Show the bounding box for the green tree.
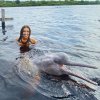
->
[16,0,20,4]
[95,0,99,3]
[70,0,74,2]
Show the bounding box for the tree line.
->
[0,0,100,7]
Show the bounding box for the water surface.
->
[0,5,100,100]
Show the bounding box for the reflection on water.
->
[0,5,100,100]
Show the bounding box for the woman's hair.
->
[18,25,31,43]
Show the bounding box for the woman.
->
[16,25,37,47]
[16,25,37,53]
[16,25,40,83]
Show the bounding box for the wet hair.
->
[18,25,31,44]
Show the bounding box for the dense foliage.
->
[0,0,100,7]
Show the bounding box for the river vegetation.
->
[0,0,100,7]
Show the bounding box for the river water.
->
[0,5,100,100]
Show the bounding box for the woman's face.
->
[22,27,30,39]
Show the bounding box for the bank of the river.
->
[0,1,100,7]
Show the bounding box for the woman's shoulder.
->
[30,37,37,44]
